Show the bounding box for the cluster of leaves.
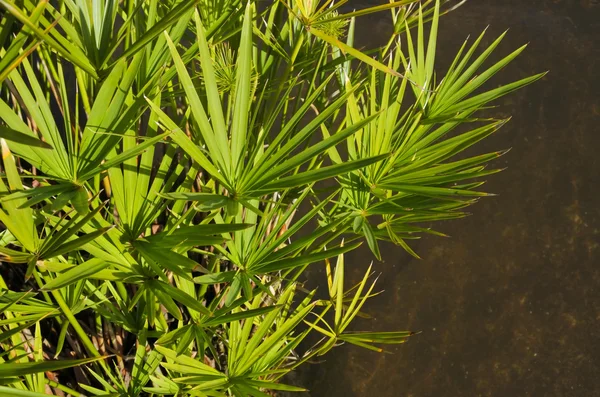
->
[0,0,543,396]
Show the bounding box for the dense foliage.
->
[0,0,543,395]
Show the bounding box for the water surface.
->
[299,1,600,395]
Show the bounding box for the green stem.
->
[265,31,305,118]
[46,379,82,396]
[50,290,108,371]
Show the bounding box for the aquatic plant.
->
[0,0,543,395]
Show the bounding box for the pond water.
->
[297,1,600,396]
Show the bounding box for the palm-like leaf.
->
[0,0,542,395]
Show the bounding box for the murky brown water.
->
[298,1,600,396]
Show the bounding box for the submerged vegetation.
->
[0,0,543,395]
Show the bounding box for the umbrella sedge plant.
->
[0,0,543,395]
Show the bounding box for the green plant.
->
[0,0,543,395]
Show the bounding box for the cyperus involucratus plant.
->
[0,0,543,395]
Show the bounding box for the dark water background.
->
[298,0,600,396]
